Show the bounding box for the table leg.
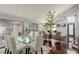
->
[28,47,30,54]
[26,48,27,54]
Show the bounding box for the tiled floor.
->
[0,48,5,54]
[67,49,77,54]
[67,37,78,54]
[0,46,50,54]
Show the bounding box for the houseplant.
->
[44,11,56,38]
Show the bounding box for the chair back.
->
[5,35,10,49]
[35,32,43,51]
[55,32,61,42]
[56,32,61,36]
[34,32,39,40]
[7,36,16,53]
[29,31,33,40]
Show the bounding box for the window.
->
[67,16,75,23]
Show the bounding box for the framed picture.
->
[62,24,66,27]
[29,23,38,31]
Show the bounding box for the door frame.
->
[67,23,75,46]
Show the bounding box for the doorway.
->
[67,23,75,48]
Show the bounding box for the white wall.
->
[55,5,79,37]
[38,23,45,31]
[77,5,79,36]
[56,19,67,36]
[0,20,10,34]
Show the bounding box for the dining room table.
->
[16,36,36,54]
[16,36,62,54]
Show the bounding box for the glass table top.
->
[16,36,35,44]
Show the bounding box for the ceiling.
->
[0,4,74,23]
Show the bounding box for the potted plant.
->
[44,11,56,38]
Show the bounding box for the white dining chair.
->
[4,35,10,54]
[28,32,51,54]
[5,35,28,54]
